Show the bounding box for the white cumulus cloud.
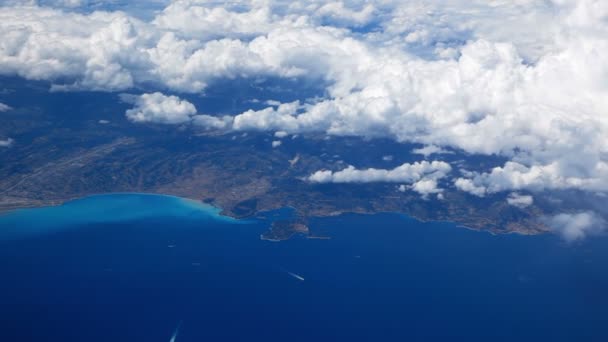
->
[308,160,451,185]
[125,92,197,124]
[507,193,534,208]
[408,178,444,199]
[274,131,289,138]
[192,114,232,130]
[545,211,607,242]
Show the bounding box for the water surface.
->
[0,193,606,341]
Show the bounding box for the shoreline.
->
[0,192,239,222]
[0,192,550,240]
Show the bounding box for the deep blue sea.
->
[1,194,607,341]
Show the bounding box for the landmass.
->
[1,78,597,240]
[0,125,552,240]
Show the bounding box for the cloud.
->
[272,140,282,148]
[412,145,451,157]
[1,1,608,197]
[402,178,444,199]
[0,138,14,147]
[124,92,233,128]
[192,114,232,130]
[46,0,85,8]
[152,1,274,41]
[313,2,376,27]
[125,92,196,124]
[274,131,289,138]
[455,161,608,196]
[232,101,302,132]
[10,0,90,8]
[454,178,487,197]
[0,102,11,112]
[545,211,607,242]
[507,193,534,208]
[308,160,451,185]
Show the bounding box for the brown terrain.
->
[0,127,551,241]
[0,80,563,240]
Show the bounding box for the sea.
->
[0,193,606,341]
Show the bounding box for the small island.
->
[261,220,310,241]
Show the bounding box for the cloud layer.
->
[1,0,608,199]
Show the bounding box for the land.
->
[260,221,310,241]
[0,124,552,240]
[1,78,593,240]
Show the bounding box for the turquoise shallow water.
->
[0,193,607,341]
[0,193,238,239]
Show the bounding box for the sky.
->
[1,0,608,240]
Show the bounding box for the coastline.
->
[0,191,550,241]
[0,192,242,228]
[0,192,235,220]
